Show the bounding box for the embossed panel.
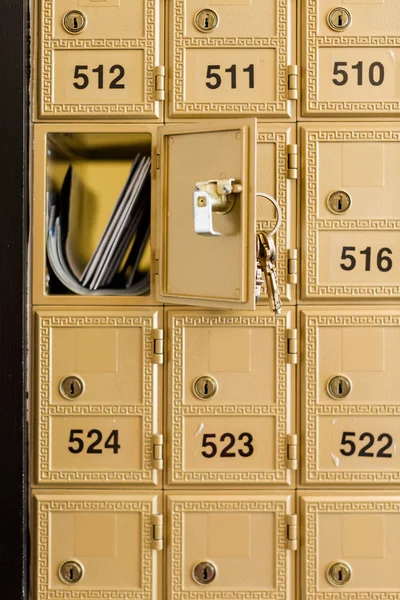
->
[34,308,162,486]
[167,0,296,119]
[301,124,400,301]
[167,492,295,600]
[302,0,400,117]
[300,492,400,600]
[257,124,297,304]
[300,307,400,486]
[36,0,163,119]
[166,308,296,487]
[33,490,162,600]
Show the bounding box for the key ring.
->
[256,193,282,237]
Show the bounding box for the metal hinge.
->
[287,249,298,284]
[152,514,164,551]
[153,329,164,364]
[287,144,298,180]
[154,66,165,101]
[287,329,298,364]
[287,65,298,100]
[286,514,298,551]
[152,433,164,470]
[286,434,298,471]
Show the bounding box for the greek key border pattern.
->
[36,499,153,599]
[256,132,290,301]
[304,500,400,599]
[304,130,400,298]
[170,314,289,484]
[305,0,400,113]
[170,500,288,600]
[40,0,157,115]
[171,0,289,115]
[37,314,155,483]
[304,314,400,483]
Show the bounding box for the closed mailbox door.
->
[300,307,400,486]
[301,123,400,301]
[166,308,297,487]
[37,0,164,120]
[157,120,256,309]
[167,492,295,600]
[35,308,163,486]
[33,490,162,600]
[301,0,400,117]
[167,0,296,120]
[301,492,400,599]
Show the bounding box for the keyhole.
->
[73,16,79,29]
[203,381,209,395]
[338,13,343,26]
[68,568,74,581]
[204,15,209,28]
[338,380,343,395]
[70,382,75,396]
[338,568,343,582]
[337,196,342,211]
[203,567,209,582]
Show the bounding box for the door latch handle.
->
[193,179,242,236]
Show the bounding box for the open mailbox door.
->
[156,119,257,309]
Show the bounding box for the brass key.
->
[257,232,282,315]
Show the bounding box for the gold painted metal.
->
[59,375,84,400]
[327,375,352,400]
[301,123,400,301]
[327,191,352,215]
[157,120,256,309]
[167,0,296,120]
[34,308,163,486]
[302,0,400,117]
[33,490,162,600]
[194,9,219,33]
[166,307,297,487]
[167,492,296,600]
[62,10,87,34]
[59,561,84,584]
[35,0,164,120]
[300,492,400,600]
[193,561,217,585]
[300,307,400,486]
[327,561,352,586]
[327,8,351,32]
[193,376,218,400]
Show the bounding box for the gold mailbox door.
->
[301,307,400,486]
[166,308,297,487]
[167,492,295,600]
[35,308,163,486]
[37,0,164,120]
[301,492,400,599]
[301,123,400,301]
[33,490,162,600]
[302,0,400,117]
[156,120,256,309]
[167,0,296,120]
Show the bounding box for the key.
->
[257,232,282,315]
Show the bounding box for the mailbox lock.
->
[194,9,219,33]
[59,561,84,584]
[327,190,352,214]
[60,375,84,399]
[327,8,352,31]
[194,179,242,236]
[62,10,87,34]
[327,561,352,586]
[327,375,352,399]
[193,561,217,584]
[193,375,218,399]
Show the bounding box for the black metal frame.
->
[0,0,28,598]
